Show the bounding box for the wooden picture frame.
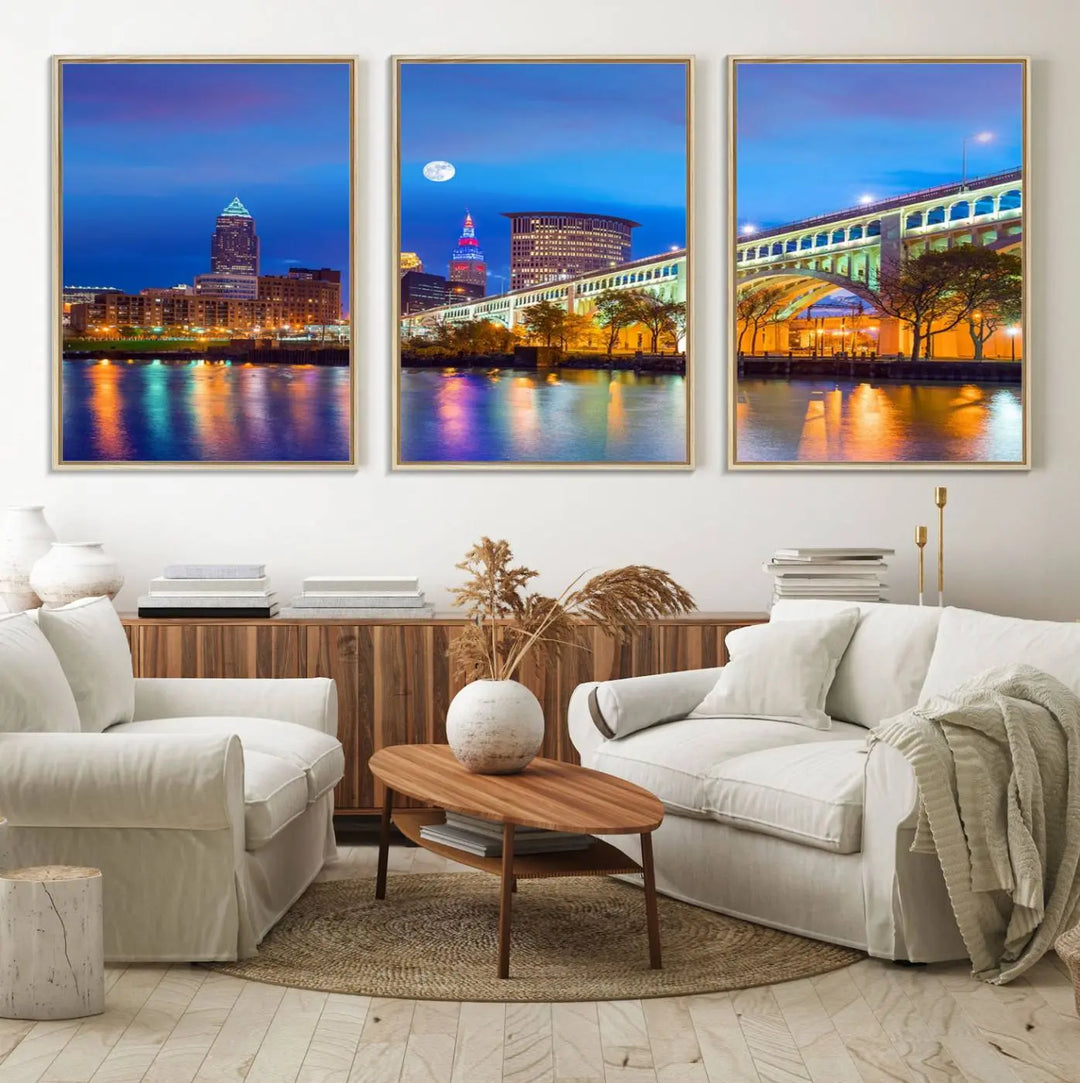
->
[54,56,357,469]
[728,57,1029,470]
[393,56,693,470]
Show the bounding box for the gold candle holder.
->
[934,486,948,607]
[915,525,927,606]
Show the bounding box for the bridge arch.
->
[737,268,878,311]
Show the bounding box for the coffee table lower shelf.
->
[392,809,643,879]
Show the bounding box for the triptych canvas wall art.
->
[55,57,356,468]
[51,54,1028,472]
[730,57,1028,470]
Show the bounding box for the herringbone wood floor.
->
[3,843,1079,1083]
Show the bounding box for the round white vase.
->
[30,543,124,609]
[0,506,57,612]
[445,679,545,775]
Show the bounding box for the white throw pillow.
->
[37,597,134,734]
[690,610,860,730]
[920,606,1080,702]
[0,612,81,733]
[769,600,942,727]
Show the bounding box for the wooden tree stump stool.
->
[0,866,104,1020]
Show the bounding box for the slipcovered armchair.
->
[0,599,343,962]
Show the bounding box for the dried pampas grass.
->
[449,537,695,681]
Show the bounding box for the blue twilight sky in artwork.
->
[399,62,689,287]
[736,61,1024,231]
[61,62,352,304]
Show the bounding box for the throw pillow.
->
[690,609,860,730]
[37,596,134,734]
[0,612,81,733]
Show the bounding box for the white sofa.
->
[0,599,344,962]
[569,600,1080,962]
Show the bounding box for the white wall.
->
[1,0,1075,619]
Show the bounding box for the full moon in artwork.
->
[422,160,455,182]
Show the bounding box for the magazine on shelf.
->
[419,821,593,857]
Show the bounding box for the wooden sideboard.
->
[121,612,766,815]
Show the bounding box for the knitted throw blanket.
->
[871,663,1080,983]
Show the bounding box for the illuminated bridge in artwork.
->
[400,249,686,342]
[736,168,1023,327]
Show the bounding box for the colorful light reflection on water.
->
[736,379,1023,463]
[400,367,687,464]
[61,360,351,463]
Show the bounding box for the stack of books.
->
[281,575,434,619]
[764,548,893,604]
[138,563,277,618]
[419,811,593,858]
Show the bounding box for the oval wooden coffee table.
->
[369,744,664,979]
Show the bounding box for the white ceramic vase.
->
[30,543,124,609]
[0,506,57,612]
[445,679,545,775]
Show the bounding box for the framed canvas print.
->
[54,57,356,468]
[729,57,1029,470]
[393,56,692,469]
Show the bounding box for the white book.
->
[138,593,276,608]
[771,578,887,588]
[302,575,420,594]
[163,563,266,579]
[419,823,592,857]
[293,592,426,608]
[765,563,886,576]
[278,605,436,619]
[772,548,894,561]
[443,811,588,842]
[149,576,270,593]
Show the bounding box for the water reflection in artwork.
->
[736,379,1023,464]
[62,360,351,463]
[400,368,686,464]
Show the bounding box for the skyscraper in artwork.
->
[448,211,487,295]
[211,196,260,276]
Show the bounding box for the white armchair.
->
[0,601,343,962]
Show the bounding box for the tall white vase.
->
[445,679,545,774]
[30,543,124,609]
[0,506,57,612]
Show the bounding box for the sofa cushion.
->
[37,597,134,734]
[0,612,81,733]
[920,607,1080,702]
[243,750,309,849]
[703,741,867,854]
[591,715,867,818]
[109,716,344,803]
[770,600,941,727]
[691,610,859,730]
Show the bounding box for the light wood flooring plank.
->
[43,965,195,1083]
[597,1000,655,1083]
[503,1001,554,1083]
[811,968,910,1083]
[731,986,811,1083]
[296,994,370,1083]
[551,1001,603,1083]
[451,1002,504,1083]
[137,972,247,1083]
[686,993,759,1083]
[641,996,706,1083]
[849,960,965,1082]
[771,977,862,1083]
[244,987,328,1083]
[191,978,285,1082]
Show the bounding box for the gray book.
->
[291,592,426,608]
[139,592,276,608]
[279,604,436,619]
[149,576,270,593]
[164,564,266,579]
[302,575,419,593]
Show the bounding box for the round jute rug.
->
[210,874,863,1001]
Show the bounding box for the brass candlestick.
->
[915,525,928,606]
[935,486,948,607]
